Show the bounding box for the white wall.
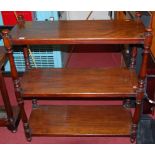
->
[60,11,110,20]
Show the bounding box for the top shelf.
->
[10,20,145,45]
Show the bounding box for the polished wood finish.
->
[2,13,152,143]
[10,20,145,45]
[29,105,132,136]
[115,12,126,20]
[23,46,31,70]
[130,46,137,69]
[2,30,31,140]
[131,20,153,142]
[0,47,20,131]
[21,68,138,98]
[0,47,7,68]
[151,12,155,57]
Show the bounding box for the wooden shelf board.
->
[21,68,138,98]
[29,105,132,136]
[10,20,145,45]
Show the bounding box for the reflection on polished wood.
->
[29,105,132,136]
[21,68,138,98]
[10,20,145,45]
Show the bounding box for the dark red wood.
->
[20,68,138,98]
[29,105,132,137]
[17,15,25,29]
[130,46,138,69]
[23,46,31,70]
[131,28,153,142]
[2,30,31,141]
[0,47,20,131]
[135,11,142,23]
[2,14,151,143]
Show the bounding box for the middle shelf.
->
[20,67,138,98]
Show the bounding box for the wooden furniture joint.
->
[2,12,152,143]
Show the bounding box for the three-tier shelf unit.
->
[2,12,152,143]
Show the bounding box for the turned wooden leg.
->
[0,69,16,132]
[32,99,38,109]
[17,15,25,28]
[131,104,142,143]
[131,27,152,143]
[130,46,137,69]
[2,29,32,141]
[130,123,138,143]
[123,46,138,109]
[14,79,32,141]
[23,46,31,70]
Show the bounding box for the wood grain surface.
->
[29,105,132,136]
[10,20,145,45]
[21,68,138,98]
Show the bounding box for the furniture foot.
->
[6,117,17,132]
[8,126,17,133]
[23,122,32,142]
[130,124,137,143]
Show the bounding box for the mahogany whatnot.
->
[2,13,152,143]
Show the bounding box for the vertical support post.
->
[131,28,153,143]
[17,15,31,71]
[32,99,38,109]
[135,11,142,23]
[23,46,31,70]
[115,11,126,20]
[0,69,15,131]
[123,12,141,112]
[2,29,31,141]
[130,46,138,69]
[123,46,138,109]
[17,15,25,28]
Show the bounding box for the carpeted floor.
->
[0,45,131,143]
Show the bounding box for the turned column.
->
[123,13,138,109]
[129,12,141,70]
[130,46,138,69]
[135,11,142,23]
[2,29,32,141]
[0,68,15,131]
[17,15,25,28]
[23,46,31,70]
[131,28,153,143]
[16,15,31,71]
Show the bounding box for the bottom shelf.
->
[29,105,132,136]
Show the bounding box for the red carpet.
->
[0,45,131,143]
